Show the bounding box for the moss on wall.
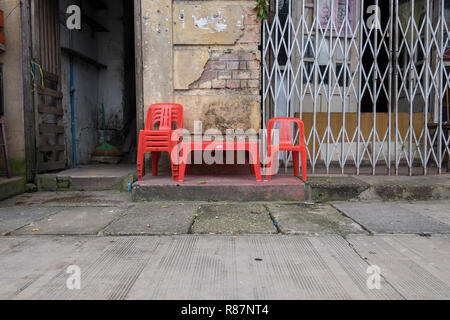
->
[9,157,26,177]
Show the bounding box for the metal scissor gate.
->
[262,0,450,175]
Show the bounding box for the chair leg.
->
[151,152,160,176]
[178,151,190,183]
[265,148,278,181]
[300,147,308,181]
[137,134,144,181]
[265,146,272,180]
[254,144,262,182]
[293,151,299,178]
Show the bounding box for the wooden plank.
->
[135,0,144,142]
[39,145,65,152]
[37,87,63,99]
[61,47,107,69]
[38,104,63,116]
[38,160,65,172]
[21,0,36,182]
[42,70,58,82]
[39,124,64,134]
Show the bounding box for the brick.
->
[246,24,260,33]
[245,6,257,15]
[210,61,226,70]
[203,61,213,71]
[248,80,260,88]
[250,70,261,79]
[238,52,254,60]
[200,71,218,81]
[238,33,260,44]
[218,71,232,80]
[239,61,247,70]
[212,79,226,89]
[233,70,251,80]
[247,61,260,70]
[220,53,240,61]
[227,61,240,70]
[226,80,240,89]
[210,52,222,60]
[198,80,212,89]
[244,16,259,25]
[240,80,248,88]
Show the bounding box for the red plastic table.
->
[174,140,262,183]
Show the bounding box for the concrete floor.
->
[0,192,449,300]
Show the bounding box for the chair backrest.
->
[145,103,183,130]
[267,118,306,147]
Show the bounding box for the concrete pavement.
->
[0,191,449,300]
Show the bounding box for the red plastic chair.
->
[266,118,308,181]
[137,104,183,181]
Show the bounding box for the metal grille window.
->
[262,0,450,175]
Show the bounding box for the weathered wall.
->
[140,0,261,134]
[0,0,26,175]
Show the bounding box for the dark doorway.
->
[59,0,137,167]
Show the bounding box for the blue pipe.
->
[70,56,77,166]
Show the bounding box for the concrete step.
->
[37,164,137,192]
[307,174,450,202]
[0,177,25,201]
[132,174,306,202]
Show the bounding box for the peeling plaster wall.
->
[0,0,26,175]
[140,0,261,134]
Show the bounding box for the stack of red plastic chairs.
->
[137,104,183,181]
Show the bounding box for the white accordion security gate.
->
[262,0,450,175]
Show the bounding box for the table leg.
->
[250,144,262,182]
[177,150,191,183]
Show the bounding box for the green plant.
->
[254,0,270,21]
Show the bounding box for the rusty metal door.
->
[31,0,66,172]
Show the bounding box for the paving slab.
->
[333,202,450,234]
[267,203,365,235]
[192,203,277,235]
[0,235,404,300]
[11,207,124,236]
[0,207,62,236]
[399,201,450,226]
[103,202,199,236]
[0,191,133,208]
[347,234,450,299]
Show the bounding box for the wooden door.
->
[31,0,66,172]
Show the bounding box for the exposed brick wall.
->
[238,6,260,44]
[170,0,262,133]
[189,51,261,90]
